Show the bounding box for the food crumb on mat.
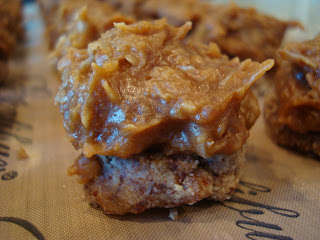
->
[18,146,29,160]
[169,208,179,220]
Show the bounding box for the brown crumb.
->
[18,146,29,160]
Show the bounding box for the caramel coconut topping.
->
[189,2,301,62]
[48,0,134,66]
[56,19,273,158]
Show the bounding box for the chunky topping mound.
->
[275,35,320,133]
[49,1,134,65]
[56,19,273,158]
[46,0,132,50]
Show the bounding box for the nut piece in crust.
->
[264,34,320,157]
[55,19,273,159]
[69,148,244,215]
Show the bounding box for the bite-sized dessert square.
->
[56,19,274,215]
[265,35,320,157]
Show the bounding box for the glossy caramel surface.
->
[56,19,273,158]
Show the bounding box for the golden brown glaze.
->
[275,35,320,134]
[56,19,273,159]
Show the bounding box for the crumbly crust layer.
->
[69,149,244,215]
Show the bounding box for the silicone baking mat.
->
[0,3,319,240]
